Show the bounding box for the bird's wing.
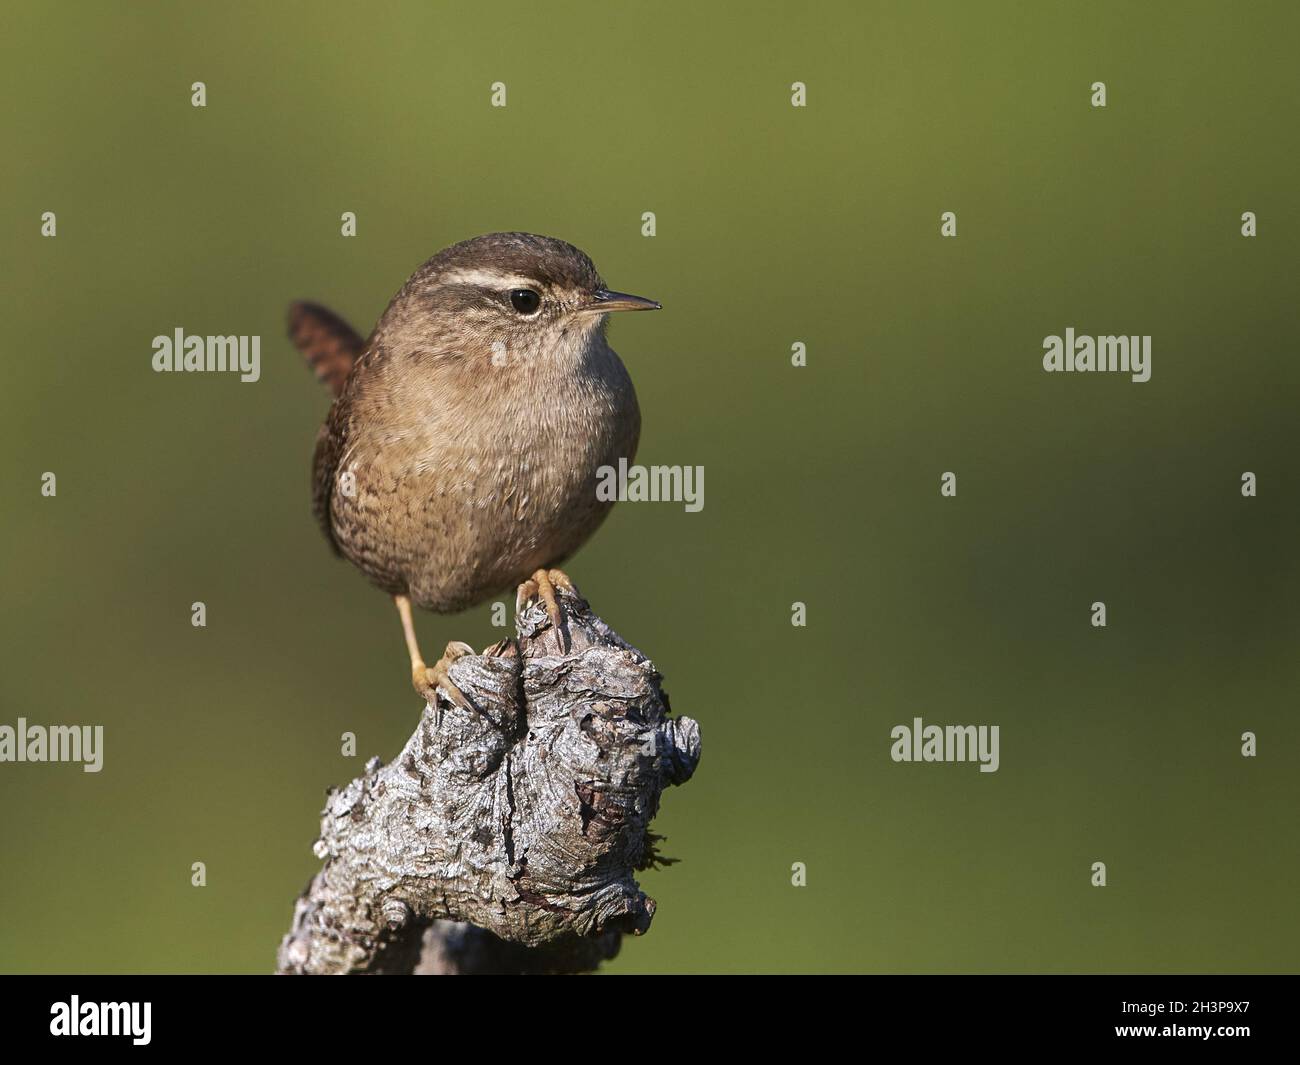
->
[291,300,367,555]
[288,300,365,397]
[311,406,347,557]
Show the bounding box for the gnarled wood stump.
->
[277,583,701,974]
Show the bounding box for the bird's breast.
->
[332,340,640,611]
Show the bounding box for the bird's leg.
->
[394,594,473,708]
[517,569,578,651]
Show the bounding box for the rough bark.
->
[277,583,701,975]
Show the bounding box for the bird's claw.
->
[517,568,577,651]
[412,641,475,710]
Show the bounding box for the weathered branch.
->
[277,584,701,975]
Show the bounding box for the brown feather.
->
[311,416,345,558]
[288,300,365,397]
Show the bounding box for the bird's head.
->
[377,232,659,370]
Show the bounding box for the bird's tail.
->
[287,301,365,397]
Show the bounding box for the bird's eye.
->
[509,289,541,315]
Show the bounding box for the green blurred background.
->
[2,1,1297,973]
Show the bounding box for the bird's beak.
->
[581,289,662,314]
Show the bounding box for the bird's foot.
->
[412,640,476,709]
[517,568,578,651]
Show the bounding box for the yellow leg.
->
[394,594,472,708]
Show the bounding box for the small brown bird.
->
[290,232,659,706]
